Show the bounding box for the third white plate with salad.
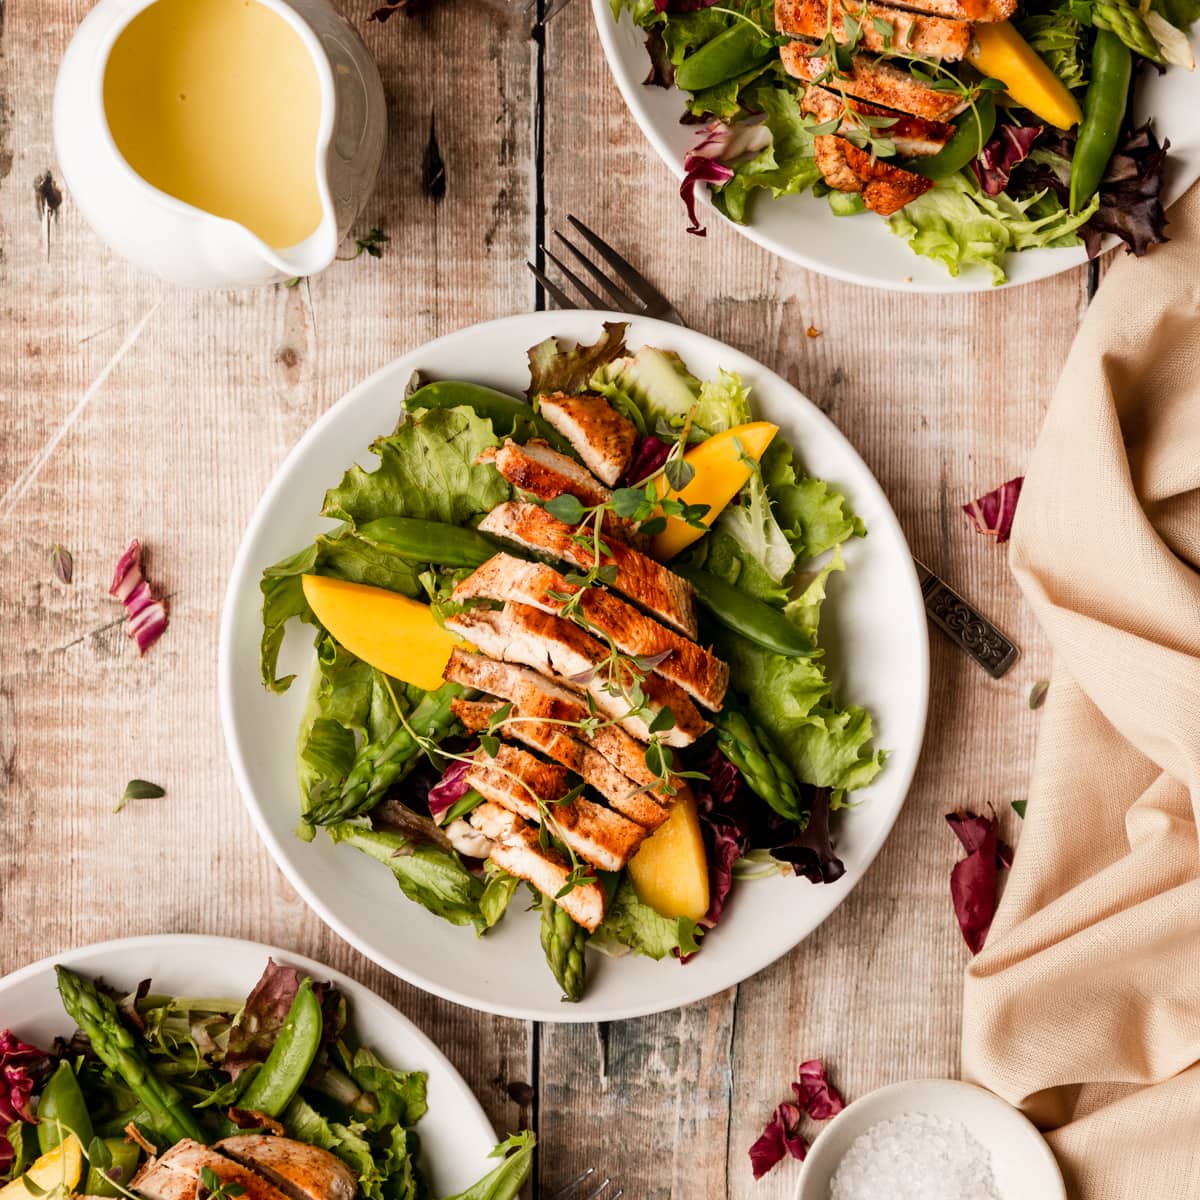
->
[219,311,929,1021]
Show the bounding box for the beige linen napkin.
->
[961,185,1200,1200]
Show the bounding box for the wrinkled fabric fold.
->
[961,187,1200,1200]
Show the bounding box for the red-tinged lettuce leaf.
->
[427,760,472,822]
[792,1059,845,1121]
[643,27,674,87]
[1082,123,1169,260]
[0,1030,52,1171]
[624,434,673,485]
[526,323,629,401]
[224,960,340,1078]
[972,124,1043,197]
[946,810,1013,954]
[769,787,846,884]
[962,476,1023,543]
[110,539,168,654]
[692,749,755,936]
[749,1101,807,1179]
[681,154,734,236]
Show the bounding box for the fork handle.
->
[917,564,1020,679]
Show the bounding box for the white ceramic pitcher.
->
[54,0,387,288]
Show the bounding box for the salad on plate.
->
[258,324,885,1003]
[0,960,532,1200]
[610,0,1196,282]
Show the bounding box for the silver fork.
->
[524,222,1018,677]
[551,1166,624,1200]
[519,0,574,23]
[528,215,686,326]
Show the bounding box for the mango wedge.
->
[627,786,710,921]
[0,1135,83,1200]
[969,22,1082,130]
[650,421,779,561]
[301,575,462,691]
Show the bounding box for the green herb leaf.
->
[1012,799,1027,818]
[86,1138,113,1171]
[1028,681,1049,710]
[479,734,500,758]
[611,487,646,518]
[352,228,389,259]
[545,493,587,525]
[115,779,166,813]
[647,707,676,735]
[664,457,696,492]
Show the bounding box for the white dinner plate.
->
[593,1,1200,292]
[0,935,497,1197]
[219,311,930,1022]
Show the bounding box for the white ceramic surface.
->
[219,310,930,1022]
[0,935,498,1197]
[593,0,1200,292]
[796,1079,1067,1199]
[53,0,387,288]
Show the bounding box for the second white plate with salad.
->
[219,311,929,1022]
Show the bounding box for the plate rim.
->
[590,0,1198,293]
[0,932,498,1189]
[218,309,931,1022]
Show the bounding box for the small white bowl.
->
[796,1079,1067,1200]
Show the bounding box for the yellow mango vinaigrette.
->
[104,0,324,248]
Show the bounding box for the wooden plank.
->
[0,0,535,1150]
[541,4,1077,1194]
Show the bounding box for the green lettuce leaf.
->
[526,322,629,400]
[260,545,320,692]
[479,868,520,929]
[349,1047,428,1129]
[590,878,701,960]
[714,465,795,585]
[1152,0,1200,30]
[327,823,486,932]
[887,171,1100,286]
[440,1131,536,1200]
[323,407,509,527]
[1016,9,1086,88]
[716,630,831,726]
[782,547,845,646]
[711,83,822,225]
[684,528,789,604]
[791,704,887,797]
[762,440,866,562]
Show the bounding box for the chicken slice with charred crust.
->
[536,392,638,486]
[801,83,955,158]
[468,801,607,929]
[777,0,973,60]
[813,134,935,216]
[478,500,698,637]
[216,1138,356,1200]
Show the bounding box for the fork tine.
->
[551,1167,595,1199]
[578,1179,612,1200]
[527,261,579,312]
[566,214,670,311]
[541,245,611,311]
[552,231,638,312]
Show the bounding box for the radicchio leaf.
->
[770,787,845,884]
[681,156,734,237]
[679,121,771,236]
[749,1102,806,1178]
[946,810,1013,954]
[109,539,168,654]
[624,434,673,486]
[1082,123,1170,260]
[972,124,1043,197]
[428,760,473,822]
[962,477,1023,543]
[692,749,754,935]
[792,1059,845,1120]
[643,27,675,88]
[0,1030,52,1171]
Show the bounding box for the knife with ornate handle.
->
[914,558,1020,679]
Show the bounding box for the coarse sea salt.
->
[830,1112,1002,1200]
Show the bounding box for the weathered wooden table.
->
[0,1,1092,1194]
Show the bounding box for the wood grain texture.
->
[1,0,1090,1195]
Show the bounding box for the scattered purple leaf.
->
[749,1101,806,1179]
[962,477,1023,543]
[946,810,1013,953]
[50,544,74,585]
[972,123,1042,197]
[792,1060,845,1121]
[110,539,168,654]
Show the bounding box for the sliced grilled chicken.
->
[536,392,638,486]
[443,603,710,746]
[453,554,729,710]
[469,801,607,929]
[444,649,678,796]
[802,83,955,157]
[133,1142,293,1200]
[777,0,972,60]
[484,440,644,546]
[813,135,934,215]
[216,1139,356,1200]
[782,43,972,121]
[467,742,646,870]
[478,501,698,637]
[454,698,670,831]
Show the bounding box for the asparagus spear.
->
[540,901,587,1003]
[55,966,206,1145]
[714,709,805,821]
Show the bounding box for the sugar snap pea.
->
[905,95,997,180]
[235,978,323,1118]
[670,564,817,657]
[406,381,575,455]
[1070,30,1131,212]
[37,1060,95,1152]
[675,22,774,92]
[85,1138,143,1197]
[357,517,498,568]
